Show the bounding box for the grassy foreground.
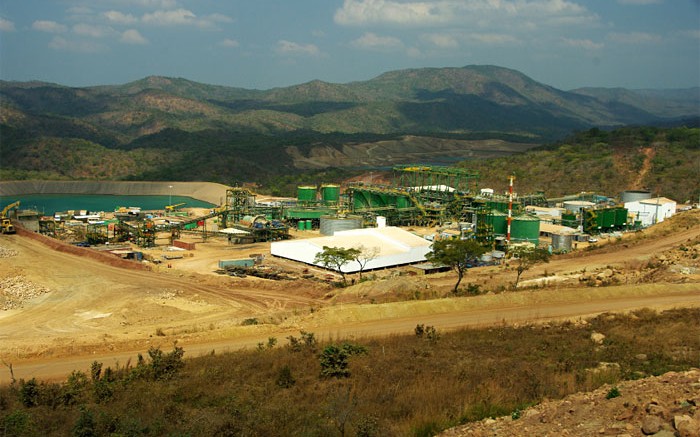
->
[1,307,698,436]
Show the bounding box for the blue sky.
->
[0,0,698,90]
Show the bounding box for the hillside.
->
[459,126,700,202]
[1,65,698,185]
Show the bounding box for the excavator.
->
[1,201,20,234]
[165,202,186,212]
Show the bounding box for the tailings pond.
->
[1,194,215,215]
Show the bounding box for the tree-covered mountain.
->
[1,65,697,184]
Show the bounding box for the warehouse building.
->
[624,197,677,227]
[270,226,432,273]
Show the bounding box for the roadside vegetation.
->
[1,308,698,436]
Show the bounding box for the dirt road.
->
[0,215,698,384]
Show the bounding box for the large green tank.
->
[561,212,578,228]
[511,214,540,245]
[486,200,509,213]
[487,210,508,236]
[297,186,317,203]
[320,184,340,205]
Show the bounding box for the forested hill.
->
[0,65,698,185]
[458,126,700,203]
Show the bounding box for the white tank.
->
[319,215,363,236]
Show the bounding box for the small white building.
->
[270,226,432,273]
[624,197,677,227]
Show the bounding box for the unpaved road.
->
[1,215,699,384]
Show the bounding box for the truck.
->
[0,201,20,234]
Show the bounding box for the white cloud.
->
[206,13,233,24]
[104,11,139,25]
[351,32,403,50]
[335,0,598,28]
[467,33,519,45]
[421,32,458,48]
[121,29,148,44]
[48,36,107,53]
[335,0,453,27]
[617,0,662,4]
[142,8,196,26]
[0,17,15,32]
[275,40,320,56]
[676,29,700,40]
[110,0,179,9]
[561,37,604,50]
[73,23,114,38]
[608,31,662,44]
[220,38,240,48]
[141,8,232,29]
[33,20,68,33]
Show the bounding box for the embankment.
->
[15,225,151,271]
[0,181,230,205]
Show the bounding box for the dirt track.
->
[0,216,699,384]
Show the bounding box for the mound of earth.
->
[440,369,700,437]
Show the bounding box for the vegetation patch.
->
[1,308,697,436]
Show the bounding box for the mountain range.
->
[1,65,698,183]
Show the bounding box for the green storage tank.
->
[320,184,340,205]
[297,221,305,231]
[305,220,313,230]
[487,210,508,236]
[297,186,317,203]
[561,213,578,228]
[511,214,540,245]
[486,200,509,213]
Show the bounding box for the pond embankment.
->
[0,181,230,205]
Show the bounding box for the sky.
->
[0,0,698,91]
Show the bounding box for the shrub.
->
[606,386,621,399]
[320,345,350,378]
[18,379,39,408]
[72,407,96,437]
[320,343,368,378]
[1,410,34,436]
[276,365,296,389]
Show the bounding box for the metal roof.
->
[270,226,432,273]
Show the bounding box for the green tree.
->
[314,246,361,286]
[509,246,551,288]
[353,245,379,280]
[425,238,486,293]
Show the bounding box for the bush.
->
[18,379,39,408]
[606,386,621,399]
[276,365,296,388]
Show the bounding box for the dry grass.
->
[1,308,698,436]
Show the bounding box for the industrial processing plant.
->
[1,163,676,278]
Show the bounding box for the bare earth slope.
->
[0,213,698,385]
[440,369,700,437]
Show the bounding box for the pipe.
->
[507,175,514,243]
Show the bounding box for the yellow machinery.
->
[165,202,186,212]
[1,201,20,234]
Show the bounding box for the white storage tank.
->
[563,200,595,213]
[621,190,652,203]
[319,215,363,236]
[376,216,387,228]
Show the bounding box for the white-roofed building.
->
[624,197,677,227]
[270,226,432,273]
